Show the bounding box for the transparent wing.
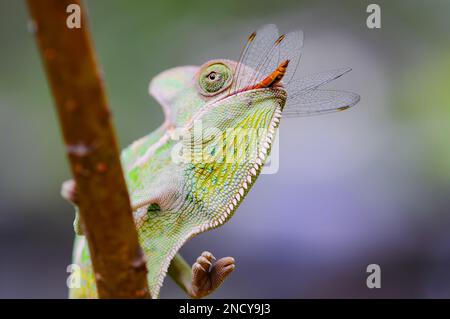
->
[230,26,359,117]
[283,89,360,117]
[273,30,303,85]
[285,68,352,97]
[231,25,303,93]
[231,24,279,93]
[248,30,304,88]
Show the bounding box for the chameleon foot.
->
[190,251,235,298]
[60,179,84,235]
[61,179,78,204]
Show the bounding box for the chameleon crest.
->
[69,25,360,298]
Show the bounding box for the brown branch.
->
[27,0,150,298]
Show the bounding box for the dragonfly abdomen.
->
[254,60,290,89]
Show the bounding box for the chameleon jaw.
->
[200,103,283,232]
[155,102,283,297]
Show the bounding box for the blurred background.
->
[1,0,450,298]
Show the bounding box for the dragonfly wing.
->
[276,30,304,85]
[232,24,279,92]
[230,25,359,118]
[283,89,360,117]
[285,68,352,97]
[249,30,304,88]
[232,26,304,93]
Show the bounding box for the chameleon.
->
[61,24,360,298]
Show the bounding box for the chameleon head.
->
[149,59,287,129]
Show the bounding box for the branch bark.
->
[27,0,150,298]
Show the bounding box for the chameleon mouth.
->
[215,59,289,105]
[232,59,290,95]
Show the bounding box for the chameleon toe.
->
[190,253,235,298]
[210,257,235,290]
[196,256,212,270]
[201,251,216,261]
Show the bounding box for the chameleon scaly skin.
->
[69,60,285,298]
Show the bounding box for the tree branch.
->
[27,0,150,298]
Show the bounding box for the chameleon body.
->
[69,60,285,298]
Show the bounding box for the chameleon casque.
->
[61,25,360,298]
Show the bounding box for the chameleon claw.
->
[190,251,235,298]
[193,263,206,274]
[196,256,212,268]
[201,251,216,261]
[61,179,78,204]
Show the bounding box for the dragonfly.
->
[228,24,360,117]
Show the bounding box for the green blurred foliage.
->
[395,49,450,184]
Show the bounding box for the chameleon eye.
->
[198,63,232,95]
[207,72,217,81]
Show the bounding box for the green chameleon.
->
[61,25,360,298]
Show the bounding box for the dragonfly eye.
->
[198,62,232,95]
